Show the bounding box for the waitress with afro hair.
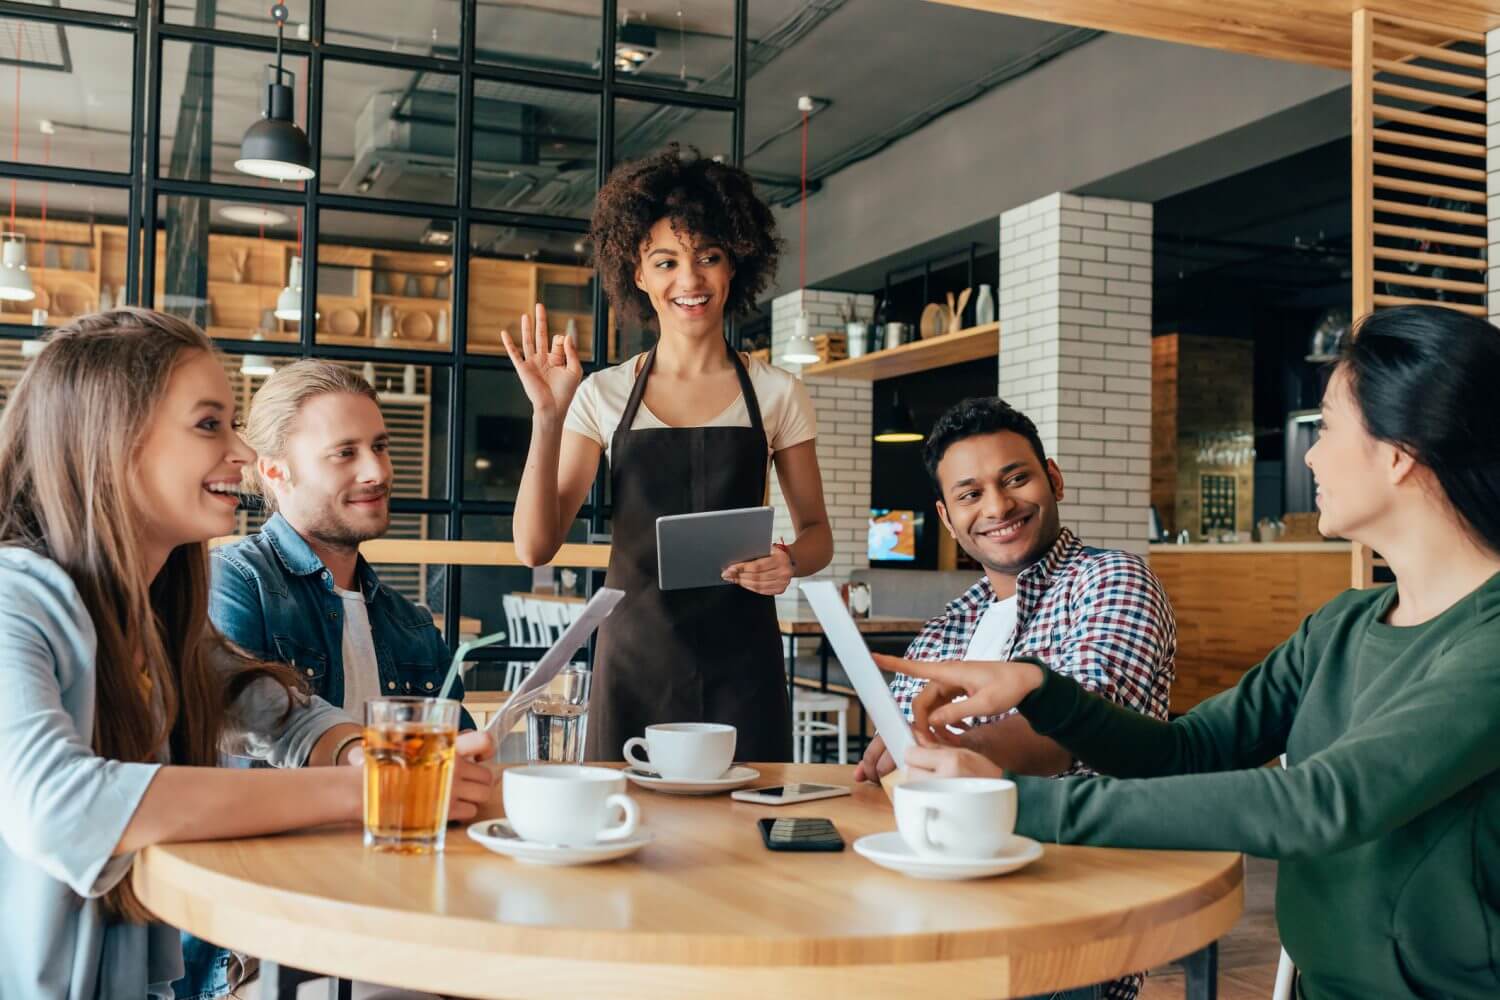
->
[505,144,833,763]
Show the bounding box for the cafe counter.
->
[1147,542,1352,713]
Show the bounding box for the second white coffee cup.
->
[503,765,640,846]
[893,778,1017,859]
[622,723,736,781]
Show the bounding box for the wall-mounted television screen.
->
[868,508,921,562]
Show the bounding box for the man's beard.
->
[303,496,389,551]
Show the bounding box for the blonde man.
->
[210,360,474,727]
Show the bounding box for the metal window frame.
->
[0,0,747,662]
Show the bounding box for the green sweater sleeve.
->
[1018,600,1315,778]
[1013,618,1500,860]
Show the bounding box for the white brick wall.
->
[999,193,1152,555]
[769,288,874,588]
[1489,29,1500,325]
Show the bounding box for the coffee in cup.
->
[622,723,736,781]
[893,778,1016,859]
[502,765,640,846]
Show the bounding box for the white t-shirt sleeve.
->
[562,373,607,447]
[766,367,817,453]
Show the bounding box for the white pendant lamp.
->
[780,313,820,365]
[273,255,303,321]
[0,232,35,303]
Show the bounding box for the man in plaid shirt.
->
[854,397,1174,1000]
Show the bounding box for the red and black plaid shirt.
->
[887,527,1176,1000]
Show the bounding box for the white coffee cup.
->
[622,723,736,781]
[893,778,1017,859]
[502,765,640,846]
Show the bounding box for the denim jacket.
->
[209,514,474,728]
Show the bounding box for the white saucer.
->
[622,765,760,795]
[467,819,653,866]
[852,832,1044,881]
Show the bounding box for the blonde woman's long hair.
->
[0,309,298,922]
[241,358,379,512]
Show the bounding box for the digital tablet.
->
[656,506,775,591]
[798,580,917,768]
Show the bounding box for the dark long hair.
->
[1342,305,1500,554]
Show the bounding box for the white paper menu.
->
[798,580,917,768]
[486,587,626,738]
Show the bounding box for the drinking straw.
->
[438,630,508,702]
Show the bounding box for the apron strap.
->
[726,343,767,438]
[612,346,659,459]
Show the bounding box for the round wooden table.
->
[135,764,1242,999]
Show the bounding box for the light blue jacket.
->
[0,546,355,1000]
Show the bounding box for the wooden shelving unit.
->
[801,322,1000,381]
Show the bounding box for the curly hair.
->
[590,144,782,324]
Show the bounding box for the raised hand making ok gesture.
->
[501,303,583,419]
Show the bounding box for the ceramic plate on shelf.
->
[467,819,653,866]
[329,308,361,337]
[53,283,92,316]
[398,310,435,341]
[919,302,946,339]
[852,832,1043,881]
[623,765,760,796]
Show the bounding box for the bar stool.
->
[501,595,535,691]
[792,689,849,764]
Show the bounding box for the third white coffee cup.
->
[503,765,639,846]
[623,723,736,781]
[894,778,1017,859]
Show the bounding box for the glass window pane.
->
[164,0,310,37]
[462,367,536,503]
[2,19,134,173]
[468,222,594,359]
[326,1,459,58]
[158,40,309,190]
[0,177,130,329]
[458,515,594,683]
[10,1,134,13]
[368,513,451,620]
[316,208,455,354]
[613,2,736,98]
[152,194,305,341]
[470,81,598,220]
[476,0,602,78]
[322,61,458,205]
[613,95,732,168]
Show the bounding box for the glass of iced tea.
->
[363,697,461,854]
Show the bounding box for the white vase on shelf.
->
[436,308,450,344]
[974,284,995,326]
[403,364,416,395]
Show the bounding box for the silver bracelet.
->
[331,731,364,765]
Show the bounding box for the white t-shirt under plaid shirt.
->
[887,527,1176,1000]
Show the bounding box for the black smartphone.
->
[757,817,845,852]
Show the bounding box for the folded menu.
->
[798,580,916,769]
[485,587,625,738]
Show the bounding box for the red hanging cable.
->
[10,27,21,232]
[39,129,48,271]
[799,108,808,293]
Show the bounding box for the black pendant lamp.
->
[874,390,923,444]
[235,5,315,182]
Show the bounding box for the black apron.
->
[585,343,791,763]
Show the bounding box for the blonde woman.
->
[0,310,494,999]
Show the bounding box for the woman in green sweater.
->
[883,305,1500,999]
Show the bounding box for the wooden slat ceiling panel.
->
[922,0,1500,68]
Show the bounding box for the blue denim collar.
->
[260,512,384,601]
